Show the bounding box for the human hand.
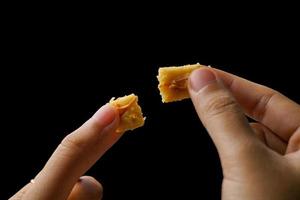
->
[10,104,122,200]
[188,68,300,200]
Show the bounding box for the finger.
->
[250,122,287,155]
[188,68,258,161]
[286,149,300,173]
[286,130,300,154]
[9,182,32,200]
[213,68,300,142]
[67,176,103,200]
[23,104,121,200]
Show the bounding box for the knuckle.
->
[251,92,277,121]
[60,133,87,153]
[202,95,240,118]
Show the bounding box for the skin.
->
[10,68,300,199]
[188,68,300,200]
[10,104,122,200]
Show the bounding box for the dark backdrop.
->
[2,11,300,200]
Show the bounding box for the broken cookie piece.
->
[109,94,145,133]
[157,63,205,103]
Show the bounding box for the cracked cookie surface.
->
[157,63,204,103]
[109,94,145,133]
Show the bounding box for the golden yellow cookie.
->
[157,63,205,103]
[109,94,145,133]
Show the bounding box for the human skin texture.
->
[188,67,300,200]
[10,104,124,200]
[10,67,300,200]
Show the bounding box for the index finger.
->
[23,104,121,200]
[213,68,300,142]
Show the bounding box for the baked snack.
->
[109,94,145,133]
[157,63,204,102]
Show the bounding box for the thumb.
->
[188,68,257,161]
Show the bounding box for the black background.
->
[2,7,300,200]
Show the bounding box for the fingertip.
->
[80,176,103,196]
[91,103,119,129]
[68,176,103,200]
[188,68,217,93]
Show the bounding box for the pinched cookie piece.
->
[157,63,205,103]
[109,94,145,133]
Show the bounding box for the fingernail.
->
[92,104,116,126]
[189,68,216,92]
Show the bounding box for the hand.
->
[10,104,122,200]
[188,68,300,200]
